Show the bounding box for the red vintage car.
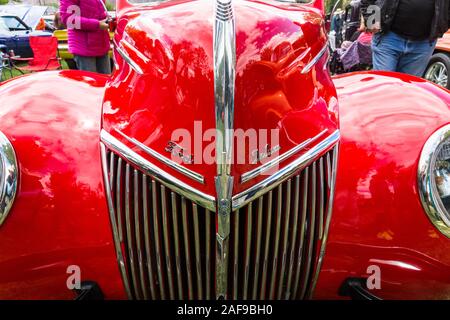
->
[1,0,450,300]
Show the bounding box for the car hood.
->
[102,0,339,198]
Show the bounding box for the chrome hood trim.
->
[233,130,340,210]
[114,129,205,184]
[213,0,236,299]
[101,130,216,211]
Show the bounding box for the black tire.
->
[424,53,450,89]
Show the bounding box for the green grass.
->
[1,59,69,82]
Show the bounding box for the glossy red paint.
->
[103,0,338,197]
[2,0,450,301]
[0,71,126,299]
[314,71,450,299]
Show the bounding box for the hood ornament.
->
[213,0,236,299]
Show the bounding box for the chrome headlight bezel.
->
[0,131,18,227]
[418,124,450,238]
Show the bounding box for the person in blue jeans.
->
[361,0,450,77]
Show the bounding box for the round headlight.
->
[419,124,450,238]
[0,131,18,227]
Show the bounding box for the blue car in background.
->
[0,5,51,58]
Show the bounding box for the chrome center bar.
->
[213,0,236,300]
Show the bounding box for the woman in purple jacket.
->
[60,0,111,74]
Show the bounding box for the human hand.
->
[99,19,109,31]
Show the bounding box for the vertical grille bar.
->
[259,191,273,300]
[205,209,212,299]
[142,175,157,299]
[192,203,204,299]
[292,167,309,298]
[171,192,184,299]
[151,180,166,299]
[318,157,325,239]
[242,204,252,299]
[116,158,123,242]
[299,162,317,299]
[134,169,148,300]
[125,164,141,299]
[232,209,239,299]
[251,197,263,299]
[277,179,292,299]
[269,184,283,299]
[285,175,300,299]
[181,198,194,300]
[160,185,176,299]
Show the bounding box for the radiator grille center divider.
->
[101,145,337,300]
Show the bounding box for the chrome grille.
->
[227,147,336,299]
[104,149,215,300]
[102,144,337,300]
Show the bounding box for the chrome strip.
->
[101,130,216,211]
[115,129,205,184]
[181,197,194,299]
[214,0,236,299]
[418,124,450,238]
[232,129,340,210]
[0,131,18,227]
[301,44,328,74]
[242,204,252,299]
[309,144,339,298]
[299,161,317,299]
[240,129,328,183]
[170,191,184,299]
[160,185,175,299]
[259,190,273,299]
[116,43,144,75]
[99,143,132,298]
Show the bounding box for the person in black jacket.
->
[361,0,450,76]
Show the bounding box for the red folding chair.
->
[11,36,61,73]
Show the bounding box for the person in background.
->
[361,0,450,77]
[60,0,111,74]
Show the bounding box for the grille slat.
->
[251,197,263,300]
[125,164,142,299]
[242,204,252,299]
[160,185,176,299]
[299,162,317,299]
[142,175,157,299]
[181,198,195,300]
[205,209,211,299]
[292,168,309,298]
[104,145,337,300]
[268,184,283,299]
[277,179,292,300]
[170,192,184,299]
[116,158,123,243]
[134,169,149,300]
[259,191,273,300]
[232,209,239,299]
[192,203,204,299]
[151,180,166,299]
[318,158,325,239]
[285,175,300,299]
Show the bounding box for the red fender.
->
[314,71,450,299]
[0,71,126,299]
